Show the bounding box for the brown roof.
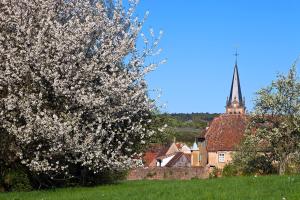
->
[205,114,248,151]
[143,144,163,167]
[156,143,179,159]
[143,151,158,167]
[165,152,191,167]
[184,153,191,162]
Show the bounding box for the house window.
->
[218,153,225,163]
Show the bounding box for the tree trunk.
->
[81,168,87,186]
[279,154,288,175]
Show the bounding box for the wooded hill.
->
[157,113,219,144]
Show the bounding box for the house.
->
[191,58,248,169]
[205,114,248,168]
[155,142,180,167]
[165,152,191,167]
[143,142,192,168]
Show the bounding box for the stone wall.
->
[127,167,209,180]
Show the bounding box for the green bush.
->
[96,169,128,184]
[4,169,32,192]
[0,173,4,192]
[243,155,276,175]
[222,163,238,177]
[284,161,300,175]
[78,168,128,186]
[209,167,221,179]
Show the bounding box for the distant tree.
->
[0,0,164,177]
[233,64,300,175]
[147,113,174,144]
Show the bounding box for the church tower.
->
[225,57,246,114]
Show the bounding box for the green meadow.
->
[1,175,300,200]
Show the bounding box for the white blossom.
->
[0,0,163,174]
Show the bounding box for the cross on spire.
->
[234,49,239,65]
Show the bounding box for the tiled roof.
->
[205,114,248,151]
[143,151,158,167]
[143,144,163,167]
[184,153,191,162]
[165,152,191,167]
[156,143,179,159]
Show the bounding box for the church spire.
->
[226,53,245,114]
[228,63,243,104]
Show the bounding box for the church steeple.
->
[226,55,245,114]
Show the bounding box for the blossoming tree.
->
[233,64,300,175]
[0,0,163,176]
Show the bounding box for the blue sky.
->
[136,1,300,113]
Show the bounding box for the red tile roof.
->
[143,151,158,167]
[205,114,248,151]
[143,144,163,167]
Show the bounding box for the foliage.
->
[150,113,218,144]
[0,167,3,192]
[209,167,221,179]
[168,113,219,123]
[232,152,276,175]
[284,155,300,175]
[16,165,128,190]
[0,130,22,192]
[222,163,238,177]
[3,168,32,192]
[244,155,276,175]
[76,169,128,186]
[0,130,19,168]
[1,176,300,200]
[233,64,300,175]
[0,0,163,177]
[147,113,174,144]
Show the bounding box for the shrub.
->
[222,163,238,177]
[243,155,276,175]
[92,170,128,185]
[4,168,32,192]
[209,167,221,178]
[283,160,300,175]
[75,168,129,186]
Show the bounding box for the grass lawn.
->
[1,175,300,200]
